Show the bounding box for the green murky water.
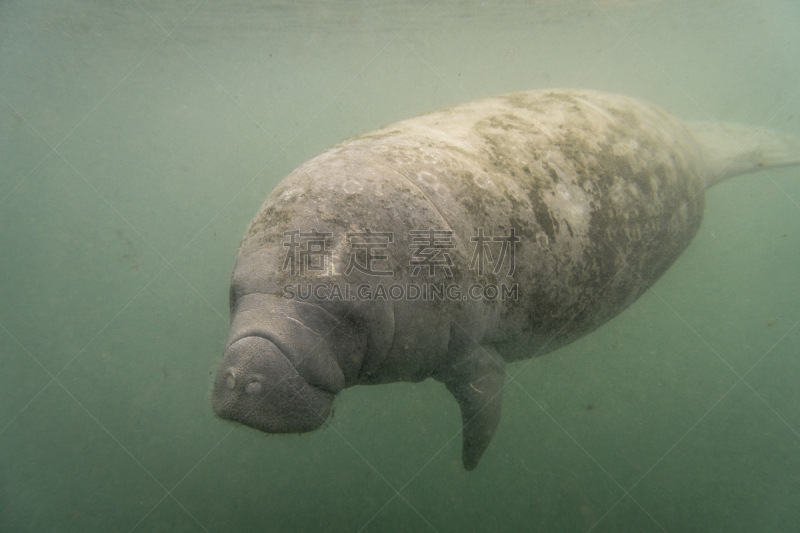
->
[1,1,799,531]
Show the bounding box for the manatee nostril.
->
[225,372,236,390]
[246,381,262,395]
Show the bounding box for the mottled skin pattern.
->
[212,89,797,470]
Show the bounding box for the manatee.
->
[211,89,799,470]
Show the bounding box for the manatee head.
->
[211,335,336,433]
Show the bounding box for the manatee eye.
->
[229,284,238,312]
[246,381,262,395]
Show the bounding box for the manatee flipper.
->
[438,345,506,471]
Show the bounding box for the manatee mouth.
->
[211,336,333,433]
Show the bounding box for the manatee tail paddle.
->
[688,121,800,187]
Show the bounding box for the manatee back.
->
[351,90,708,359]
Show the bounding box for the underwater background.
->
[1,1,799,531]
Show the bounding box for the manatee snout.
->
[211,336,333,433]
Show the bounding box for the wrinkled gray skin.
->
[212,89,800,470]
